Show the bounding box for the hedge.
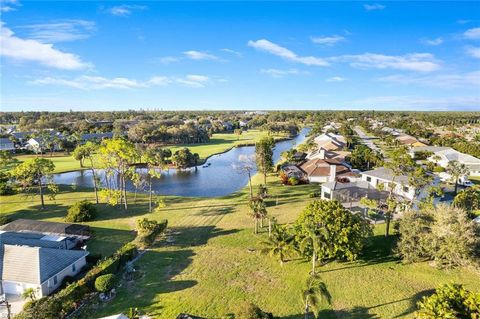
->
[15,242,138,319]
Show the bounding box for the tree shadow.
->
[392,289,435,318]
[5,203,68,221]
[165,225,240,248]
[280,307,379,319]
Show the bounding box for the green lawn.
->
[169,129,289,159]
[14,154,88,173]
[1,174,479,318]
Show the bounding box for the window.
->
[53,276,58,285]
[366,176,372,182]
[72,263,76,272]
[403,186,409,193]
[323,191,331,199]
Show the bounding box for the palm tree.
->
[446,160,469,194]
[260,225,294,265]
[299,226,328,276]
[249,198,267,234]
[302,275,332,319]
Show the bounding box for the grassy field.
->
[1,174,479,318]
[11,130,281,173]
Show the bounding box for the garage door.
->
[2,281,24,295]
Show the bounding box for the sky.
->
[1,1,479,111]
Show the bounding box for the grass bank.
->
[0,174,478,318]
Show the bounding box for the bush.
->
[0,182,14,195]
[135,218,168,248]
[309,191,321,198]
[94,274,116,293]
[288,177,299,186]
[433,166,445,173]
[65,200,97,222]
[0,215,12,226]
[236,302,274,319]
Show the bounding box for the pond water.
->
[53,128,310,197]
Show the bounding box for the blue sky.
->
[1,1,479,111]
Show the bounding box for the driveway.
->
[354,126,383,154]
[0,294,25,318]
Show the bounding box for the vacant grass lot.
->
[12,154,88,173]
[0,175,479,318]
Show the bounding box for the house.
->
[0,138,14,151]
[0,231,76,250]
[292,151,307,162]
[300,158,355,183]
[281,164,306,180]
[396,135,426,147]
[10,132,33,144]
[26,132,64,153]
[321,180,390,203]
[0,219,90,243]
[307,148,350,162]
[313,133,346,151]
[0,244,88,297]
[410,146,480,177]
[239,120,248,128]
[81,132,114,144]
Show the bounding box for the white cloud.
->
[351,95,480,111]
[31,74,213,90]
[260,68,309,78]
[107,4,146,17]
[466,46,480,58]
[363,3,385,11]
[158,56,181,64]
[221,48,242,57]
[311,35,345,46]
[19,20,96,43]
[378,71,480,88]
[0,24,90,70]
[1,0,21,12]
[464,27,480,40]
[248,39,329,66]
[183,50,218,60]
[422,37,443,46]
[331,52,440,72]
[326,76,345,82]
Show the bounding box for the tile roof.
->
[300,158,352,177]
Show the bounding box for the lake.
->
[53,128,310,197]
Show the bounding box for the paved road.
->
[354,126,383,154]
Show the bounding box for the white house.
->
[410,146,480,177]
[312,133,346,152]
[0,244,88,297]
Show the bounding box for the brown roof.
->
[396,135,419,145]
[300,159,352,177]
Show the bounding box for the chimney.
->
[329,164,337,182]
[319,148,325,159]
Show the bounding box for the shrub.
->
[288,177,299,186]
[433,166,445,173]
[0,182,14,195]
[309,191,321,198]
[135,218,168,248]
[0,215,12,226]
[94,274,116,293]
[65,200,97,222]
[236,302,274,319]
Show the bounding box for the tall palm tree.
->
[260,225,294,265]
[446,160,469,194]
[249,198,267,234]
[302,275,332,319]
[299,226,329,276]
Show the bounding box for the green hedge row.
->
[15,242,138,319]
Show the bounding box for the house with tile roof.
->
[300,158,355,183]
[0,244,88,297]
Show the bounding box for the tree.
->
[396,204,479,268]
[453,185,480,215]
[256,136,274,185]
[98,139,138,210]
[95,274,116,293]
[415,284,480,319]
[446,160,469,194]
[293,200,372,268]
[11,157,56,209]
[74,142,100,204]
[234,128,243,140]
[302,275,332,319]
[260,225,294,265]
[349,145,382,170]
[408,166,433,206]
[249,197,267,234]
[142,146,170,212]
[171,148,198,169]
[65,200,97,222]
[21,288,38,302]
[234,154,256,198]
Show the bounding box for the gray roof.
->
[0,138,13,144]
[323,180,373,191]
[361,167,410,184]
[0,219,90,238]
[81,132,114,141]
[11,132,33,140]
[0,231,69,249]
[0,244,88,284]
[411,146,451,153]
